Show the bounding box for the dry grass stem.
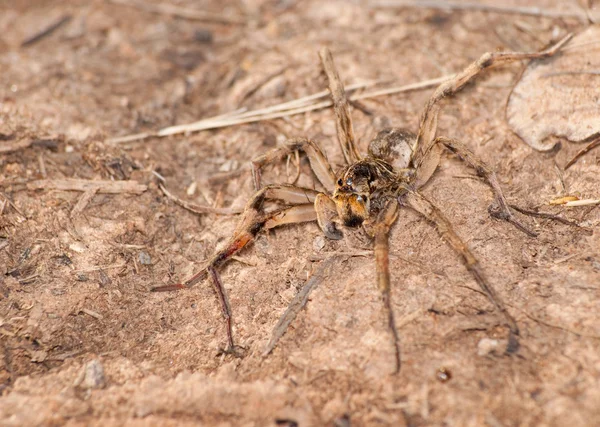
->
[159,184,243,215]
[0,139,33,154]
[108,0,245,24]
[263,256,338,357]
[27,179,147,194]
[107,75,451,144]
[565,136,600,169]
[370,0,591,21]
[70,188,99,218]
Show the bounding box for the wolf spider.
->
[153,34,572,373]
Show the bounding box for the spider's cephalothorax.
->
[153,36,573,373]
[333,129,416,228]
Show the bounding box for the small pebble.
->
[139,251,152,265]
[313,235,326,252]
[477,338,501,356]
[75,359,106,389]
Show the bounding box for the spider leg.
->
[412,33,573,187]
[402,189,520,353]
[429,136,537,237]
[252,137,336,192]
[320,47,362,165]
[315,193,343,240]
[152,184,320,354]
[364,199,402,373]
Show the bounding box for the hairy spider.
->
[153,34,572,373]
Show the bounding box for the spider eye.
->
[356,195,363,202]
[346,178,353,186]
[337,179,343,186]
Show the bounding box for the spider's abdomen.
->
[368,128,415,170]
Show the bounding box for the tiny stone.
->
[69,242,86,253]
[186,181,197,197]
[477,338,501,356]
[30,350,47,363]
[138,251,152,265]
[313,235,326,252]
[76,359,106,389]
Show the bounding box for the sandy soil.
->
[1,1,599,426]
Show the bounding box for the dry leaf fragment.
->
[507,27,600,151]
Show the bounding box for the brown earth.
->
[1,1,599,426]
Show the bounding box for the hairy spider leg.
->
[252,137,336,192]
[412,33,573,188]
[320,47,362,165]
[402,189,520,352]
[152,184,321,353]
[365,199,401,373]
[426,136,538,237]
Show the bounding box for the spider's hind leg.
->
[153,184,320,354]
[403,189,520,353]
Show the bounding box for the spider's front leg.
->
[363,199,402,373]
[251,137,336,192]
[412,33,573,187]
[427,136,538,237]
[152,184,321,355]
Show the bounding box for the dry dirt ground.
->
[1,1,599,426]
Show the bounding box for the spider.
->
[153,34,572,373]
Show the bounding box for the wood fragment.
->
[27,178,147,194]
[0,139,33,154]
[81,308,104,320]
[565,136,600,169]
[263,256,338,357]
[0,193,26,219]
[70,188,99,218]
[370,0,591,21]
[72,264,127,273]
[21,14,72,47]
[508,204,582,227]
[159,184,243,215]
[108,0,245,24]
[38,154,47,178]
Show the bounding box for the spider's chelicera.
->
[153,34,573,373]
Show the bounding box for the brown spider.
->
[153,34,573,373]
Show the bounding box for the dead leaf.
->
[507,27,600,151]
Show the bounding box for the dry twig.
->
[108,0,245,24]
[27,179,147,194]
[0,140,33,154]
[159,184,243,215]
[70,188,99,218]
[565,136,600,169]
[21,14,72,47]
[370,0,591,21]
[508,204,583,228]
[263,256,338,357]
[107,75,450,144]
